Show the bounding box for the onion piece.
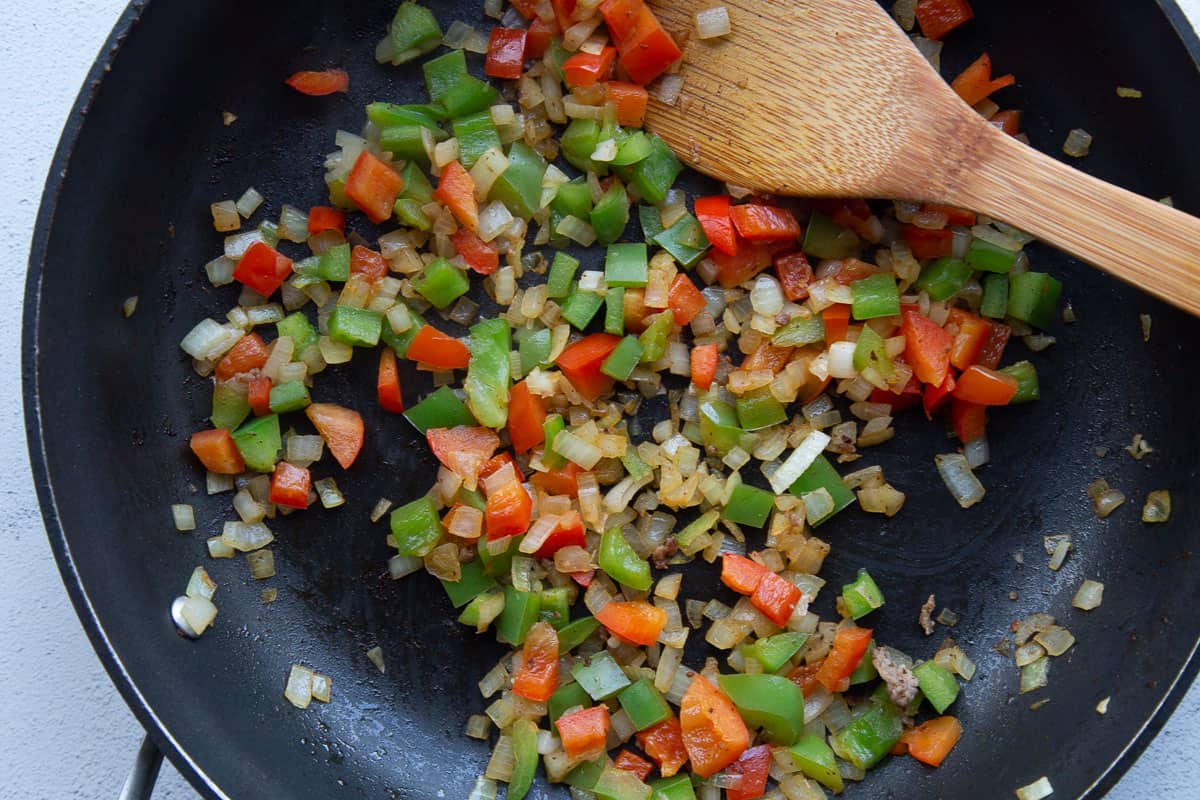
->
[1015,777,1054,800]
[694,6,732,38]
[284,664,314,709]
[769,431,832,494]
[1142,489,1170,522]
[172,504,196,532]
[935,453,985,508]
[186,566,217,601]
[246,549,276,580]
[1063,128,1093,157]
[1072,579,1104,611]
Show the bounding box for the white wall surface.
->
[0,2,1197,798]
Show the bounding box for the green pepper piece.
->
[561,284,606,330]
[620,444,651,481]
[717,674,806,745]
[403,385,476,433]
[565,758,606,790]
[788,454,856,525]
[231,414,281,472]
[497,586,542,646]
[542,413,566,469]
[268,380,311,414]
[605,243,649,288]
[507,718,538,800]
[788,735,844,793]
[457,486,487,511]
[389,495,441,557]
[829,702,903,770]
[842,569,885,620]
[379,125,440,164]
[277,312,317,356]
[653,213,709,268]
[457,587,505,632]
[398,161,435,204]
[591,182,630,246]
[612,130,653,166]
[327,176,352,210]
[1007,271,1062,330]
[561,118,602,173]
[723,482,775,528]
[850,273,901,320]
[490,141,547,220]
[913,660,959,713]
[618,678,673,731]
[736,389,788,431]
[440,75,500,118]
[466,318,511,429]
[571,650,632,700]
[547,252,581,299]
[914,257,973,301]
[745,631,810,673]
[637,310,674,364]
[479,534,523,577]
[328,306,383,348]
[650,774,697,800]
[539,586,572,629]
[211,382,250,431]
[966,237,1020,273]
[772,314,825,346]
[557,615,601,652]
[624,135,681,205]
[852,325,893,379]
[849,640,878,685]
[422,50,467,104]
[598,526,652,590]
[442,558,499,608]
[1001,360,1039,404]
[980,272,1009,318]
[601,335,645,381]
[315,243,350,282]
[381,308,425,358]
[366,102,442,130]
[605,287,626,335]
[413,257,470,309]
[451,111,501,169]
[639,204,665,242]
[549,682,592,724]
[393,197,432,230]
[676,510,720,555]
[698,393,743,455]
[389,1,442,64]
[543,37,572,82]
[593,764,652,800]
[551,179,594,235]
[803,211,861,259]
[518,327,552,376]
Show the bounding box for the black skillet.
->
[23,1,1200,797]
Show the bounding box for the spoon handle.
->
[951,124,1200,315]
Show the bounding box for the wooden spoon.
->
[646,0,1200,315]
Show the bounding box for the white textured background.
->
[2,2,1198,798]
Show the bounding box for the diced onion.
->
[467,776,498,800]
[1063,128,1093,157]
[210,200,241,232]
[769,431,832,494]
[206,537,235,559]
[827,341,857,379]
[1015,776,1054,800]
[172,504,196,531]
[655,74,685,106]
[311,673,332,703]
[246,549,276,580]
[179,595,218,636]
[935,453,985,508]
[485,735,515,782]
[186,566,217,600]
[236,187,264,218]
[694,6,732,38]
[1073,579,1104,611]
[1142,489,1170,522]
[221,520,274,552]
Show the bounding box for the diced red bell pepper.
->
[742,342,791,373]
[556,333,621,401]
[680,675,750,778]
[486,28,528,80]
[233,242,293,298]
[604,81,649,128]
[269,460,311,509]
[571,569,595,588]
[508,0,541,18]
[950,398,987,442]
[427,426,501,490]
[308,206,345,235]
[533,510,587,559]
[637,717,689,778]
[990,109,1022,137]
[713,241,773,289]
[433,160,478,232]
[946,308,990,370]
[951,52,1015,107]
[596,600,668,646]
[285,69,349,96]
[486,479,533,540]
[508,380,546,454]
[750,571,802,626]
[899,716,963,768]
[952,365,1018,405]
[822,304,852,343]
[530,462,582,497]
[563,47,618,87]
[914,0,975,40]
[345,151,404,225]
[247,376,272,417]
[721,553,768,595]
[511,621,559,702]
[869,374,923,411]
[451,228,500,275]
[787,662,824,696]
[815,627,873,692]
[189,429,245,474]
[551,0,578,31]
[774,251,814,301]
[525,17,560,60]
[557,706,610,761]
[377,349,404,413]
[975,321,1011,368]
[901,304,953,387]
[729,204,802,242]
[902,225,955,260]
[215,333,269,381]
[351,245,388,282]
[695,195,738,257]
[611,2,683,85]
[306,403,364,469]
[405,325,471,370]
[613,750,654,782]
[480,451,522,483]
[834,258,878,285]
[726,745,771,800]
[690,344,719,391]
[922,370,956,419]
[666,274,707,326]
[921,203,976,227]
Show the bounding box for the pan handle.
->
[118,734,163,800]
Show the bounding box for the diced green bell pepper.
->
[315,243,350,282]
[551,179,594,238]
[605,243,649,287]
[508,718,538,800]
[398,160,435,204]
[366,102,443,129]
[389,495,441,557]
[980,272,1009,318]
[549,682,592,724]
[788,734,844,793]
[394,197,431,230]
[561,283,606,330]
[479,533,523,577]
[773,314,825,346]
[543,38,572,82]
[457,486,487,512]
[518,327,552,375]
[451,111,501,169]
[542,413,566,469]
[653,213,709,268]
[591,182,630,246]
[413,257,469,309]
[612,130,653,166]
[967,237,1020,273]
[605,287,626,335]
[268,380,310,414]
[440,75,500,118]
[789,454,856,525]
[599,527,652,591]
[913,660,959,713]
[277,312,317,356]
[1001,360,1039,404]
[637,310,674,364]
[745,631,810,673]
[851,273,900,320]
[380,309,425,358]
[403,385,476,433]
[490,141,547,219]
[211,382,250,430]
[675,510,719,554]
[422,50,467,104]
[457,587,505,631]
[389,1,442,64]
[547,252,581,299]
[736,389,788,431]
[497,586,542,646]
[561,118,603,174]
[618,678,673,731]
[803,211,861,259]
[442,558,498,608]
[650,774,697,800]
[717,673,807,745]
[639,204,664,242]
[380,125,439,164]
[853,326,893,378]
[723,482,775,528]
[849,640,878,685]
[593,764,652,800]
[328,306,383,347]
[699,394,743,456]
[601,335,644,381]
[466,318,511,429]
[539,586,571,629]
[556,615,601,652]
[622,135,680,205]
[914,257,973,301]
[842,569,885,619]
[829,701,903,770]
[620,445,651,481]
[1007,271,1062,330]
[231,414,280,472]
[571,650,632,700]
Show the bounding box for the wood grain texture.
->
[646,0,1200,316]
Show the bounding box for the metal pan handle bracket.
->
[118,734,163,800]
